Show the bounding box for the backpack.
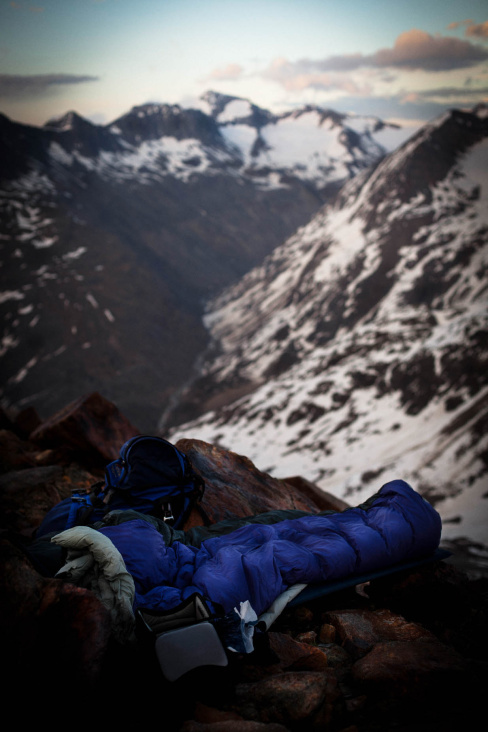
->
[36,435,206,536]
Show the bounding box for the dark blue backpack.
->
[36,436,205,537]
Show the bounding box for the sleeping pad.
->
[94,479,442,618]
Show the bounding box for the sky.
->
[0,0,487,128]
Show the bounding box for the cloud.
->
[466,21,488,39]
[447,19,488,40]
[207,63,244,81]
[0,73,99,99]
[264,30,488,94]
[263,60,371,96]
[447,20,474,30]
[400,85,488,103]
[369,29,488,70]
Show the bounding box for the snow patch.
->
[0,290,25,304]
[63,247,87,261]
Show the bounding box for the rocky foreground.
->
[1,392,487,730]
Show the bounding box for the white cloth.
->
[52,526,135,643]
[257,583,307,630]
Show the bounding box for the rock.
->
[13,406,42,437]
[236,631,328,683]
[31,392,139,464]
[281,476,350,512]
[325,608,433,659]
[0,429,39,473]
[366,561,488,660]
[2,392,488,731]
[318,623,336,644]
[175,439,325,524]
[0,537,112,698]
[0,464,97,533]
[192,702,244,724]
[351,638,469,703]
[0,406,15,431]
[232,671,342,728]
[295,630,317,645]
[318,643,352,671]
[287,606,315,630]
[186,717,290,732]
[268,632,327,672]
[270,605,316,638]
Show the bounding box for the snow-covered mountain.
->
[0,93,406,429]
[37,91,407,191]
[197,91,407,192]
[168,105,488,552]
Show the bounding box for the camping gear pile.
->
[33,435,443,681]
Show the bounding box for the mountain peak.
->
[124,102,181,118]
[200,90,239,117]
[108,101,223,147]
[281,105,346,127]
[200,90,275,128]
[44,110,94,131]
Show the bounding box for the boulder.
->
[366,560,488,659]
[295,630,317,645]
[351,637,469,703]
[13,406,42,438]
[282,475,349,512]
[317,643,351,672]
[318,623,336,644]
[175,439,327,524]
[324,608,433,659]
[181,721,290,732]
[0,537,111,699]
[268,632,328,672]
[0,464,97,533]
[232,671,343,728]
[0,429,39,473]
[31,391,139,464]
[0,406,15,432]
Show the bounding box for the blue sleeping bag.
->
[100,479,441,617]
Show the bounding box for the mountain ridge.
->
[167,105,488,548]
[0,92,406,428]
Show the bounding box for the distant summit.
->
[200,90,276,129]
[108,102,224,147]
[44,110,93,132]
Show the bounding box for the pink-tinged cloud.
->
[272,70,371,96]
[265,30,488,89]
[263,56,364,88]
[466,21,488,39]
[447,20,474,30]
[208,63,244,81]
[368,29,488,70]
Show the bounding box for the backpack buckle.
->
[71,488,87,502]
[162,502,174,523]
